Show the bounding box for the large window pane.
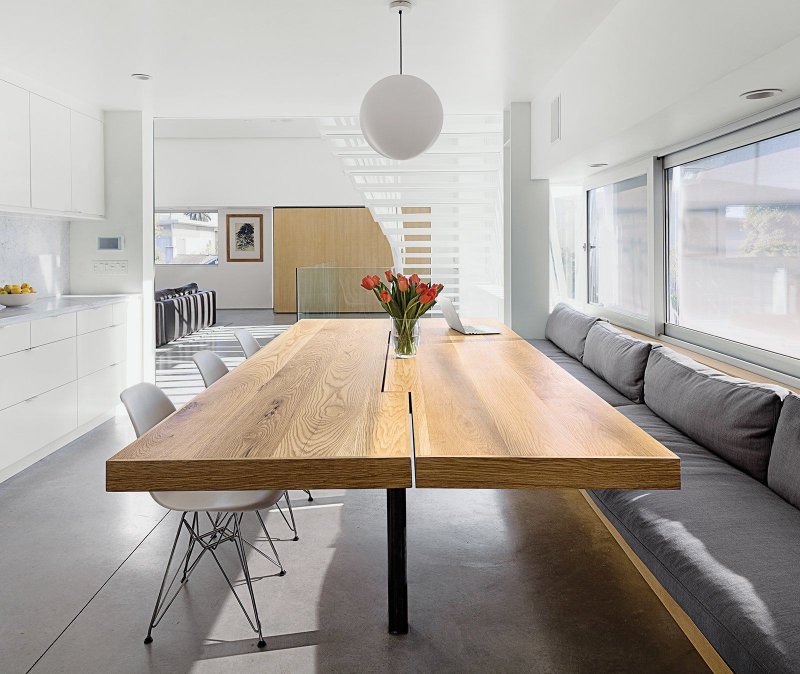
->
[667,130,800,358]
[587,174,648,317]
[155,211,219,265]
[550,185,582,302]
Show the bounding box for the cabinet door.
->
[78,363,125,426]
[0,381,77,474]
[70,111,104,216]
[30,94,71,212]
[0,337,77,411]
[0,80,31,208]
[77,324,124,378]
[0,321,30,357]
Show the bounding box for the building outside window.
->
[587,174,649,318]
[666,129,800,359]
[154,211,219,265]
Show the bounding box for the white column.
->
[504,102,550,338]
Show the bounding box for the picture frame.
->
[226,213,264,262]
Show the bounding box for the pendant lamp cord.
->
[399,9,403,74]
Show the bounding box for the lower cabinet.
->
[78,363,126,427]
[0,337,77,411]
[0,381,78,473]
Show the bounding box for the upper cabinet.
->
[30,94,72,213]
[0,81,31,208]
[70,111,105,216]
[0,80,104,218]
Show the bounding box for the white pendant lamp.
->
[360,0,443,160]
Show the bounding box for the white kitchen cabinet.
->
[78,363,125,426]
[70,111,104,216]
[0,381,77,474]
[77,324,124,377]
[0,337,77,411]
[0,321,30,357]
[77,305,113,335]
[112,302,128,326]
[30,94,71,212]
[30,312,76,347]
[0,80,31,208]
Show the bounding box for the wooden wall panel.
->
[273,207,394,313]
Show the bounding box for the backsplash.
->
[0,215,70,296]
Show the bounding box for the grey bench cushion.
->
[583,323,651,403]
[544,303,599,361]
[767,393,800,508]
[527,339,632,407]
[592,403,800,674]
[643,347,786,482]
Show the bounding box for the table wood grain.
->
[107,317,679,493]
[384,319,680,489]
[106,319,412,491]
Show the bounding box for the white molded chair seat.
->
[151,489,282,513]
[192,350,229,387]
[235,329,262,359]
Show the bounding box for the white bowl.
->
[0,293,37,307]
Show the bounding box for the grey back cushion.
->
[768,394,800,508]
[644,347,787,482]
[583,323,652,403]
[544,303,599,361]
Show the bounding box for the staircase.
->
[318,114,504,319]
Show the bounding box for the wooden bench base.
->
[580,491,733,674]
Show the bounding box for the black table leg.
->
[387,488,408,635]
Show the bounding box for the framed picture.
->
[226,214,264,262]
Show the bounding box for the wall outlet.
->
[93,260,128,275]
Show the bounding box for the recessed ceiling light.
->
[130,73,152,81]
[588,163,608,168]
[740,88,782,100]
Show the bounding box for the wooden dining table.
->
[107,318,679,635]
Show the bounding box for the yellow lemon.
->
[3,285,9,292]
[9,288,21,295]
[21,288,31,294]
[29,287,36,293]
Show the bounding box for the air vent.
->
[550,95,561,143]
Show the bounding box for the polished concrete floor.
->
[0,310,711,673]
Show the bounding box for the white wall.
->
[71,111,154,381]
[154,135,361,309]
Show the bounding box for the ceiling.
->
[0,0,618,117]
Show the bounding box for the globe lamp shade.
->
[360,74,443,160]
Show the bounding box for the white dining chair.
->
[120,382,285,648]
[235,328,262,359]
[192,350,229,387]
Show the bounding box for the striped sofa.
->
[155,283,217,347]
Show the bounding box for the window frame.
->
[154,209,220,266]
[582,158,663,336]
[661,113,800,381]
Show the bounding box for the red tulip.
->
[379,290,392,304]
[385,270,394,282]
[409,273,420,284]
[420,290,436,304]
[397,276,409,292]
[371,275,380,285]
[415,283,428,295]
[361,275,379,290]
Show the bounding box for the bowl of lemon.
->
[0,283,38,307]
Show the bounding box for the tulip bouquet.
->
[361,270,444,358]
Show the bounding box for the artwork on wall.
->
[226,213,264,262]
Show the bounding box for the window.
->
[587,174,648,317]
[155,211,219,265]
[550,185,582,302]
[667,129,800,359]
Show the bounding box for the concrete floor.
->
[0,310,711,673]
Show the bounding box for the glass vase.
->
[391,318,420,359]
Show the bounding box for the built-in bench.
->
[530,303,800,674]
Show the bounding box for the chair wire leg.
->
[284,491,299,541]
[145,513,188,644]
[181,512,199,583]
[232,515,267,649]
[255,511,286,576]
[304,490,313,502]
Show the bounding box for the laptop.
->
[438,296,500,335]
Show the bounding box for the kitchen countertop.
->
[0,294,139,327]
